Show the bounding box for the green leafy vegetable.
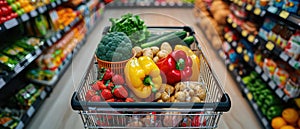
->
[109,13,150,46]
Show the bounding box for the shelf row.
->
[0,16,81,90]
[106,0,194,8]
[223,37,291,102]
[226,17,300,70]
[219,50,272,129]
[228,0,300,28]
[0,0,69,34]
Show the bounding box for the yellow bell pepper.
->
[174,45,200,81]
[124,56,162,99]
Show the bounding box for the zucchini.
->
[141,31,187,48]
[183,36,195,46]
[146,31,174,42]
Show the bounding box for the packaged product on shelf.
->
[273,0,284,9]
[2,45,29,61]
[268,21,284,43]
[0,114,19,129]
[282,0,299,13]
[0,53,18,71]
[49,7,78,31]
[27,68,55,81]
[272,67,289,88]
[276,26,296,49]
[258,17,276,41]
[263,58,277,77]
[284,78,300,98]
[15,83,42,109]
[285,30,300,60]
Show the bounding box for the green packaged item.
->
[0,54,18,71]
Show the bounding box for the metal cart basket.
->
[71,26,231,129]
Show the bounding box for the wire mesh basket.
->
[71,26,231,129]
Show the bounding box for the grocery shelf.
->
[257,37,300,70]
[0,0,65,34]
[224,37,290,102]
[106,1,194,8]
[13,86,51,129]
[228,0,300,28]
[226,17,260,45]
[0,17,81,90]
[219,50,272,129]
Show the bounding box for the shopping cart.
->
[71,26,231,129]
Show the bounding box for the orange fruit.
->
[272,117,287,129]
[280,125,295,129]
[282,108,299,124]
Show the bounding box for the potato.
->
[143,50,153,59]
[133,46,143,57]
[157,50,169,59]
[155,92,162,100]
[175,91,185,102]
[165,85,175,95]
[160,42,172,53]
[157,99,164,102]
[150,46,160,55]
[170,96,175,102]
[191,97,201,102]
[161,92,170,102]
[197,88,206,100]
[153,56,159,63]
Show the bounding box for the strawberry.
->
[102,68,113,81]
[97,80,106,90]
[96,119,108,126]
[112,85,128,99]
[105,98,115,102]
[116,99,124,102]
[101,89,113,100]
[91,95,102,102]
[91,82,100,91]
[125,98,134,102]
[85,89,96,101]
[112,74,125,85]
[106,81,114,90]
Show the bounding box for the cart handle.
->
[71,92,231,112]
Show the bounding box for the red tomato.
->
[10,13,18,18]
[1,6,8,16]
[0,17,6,23]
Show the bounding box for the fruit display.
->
[0,0,18,24]
[48,7,79,31]
[271,108,300,129]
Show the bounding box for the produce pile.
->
[88,13,207,127]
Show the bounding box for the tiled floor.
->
[27,8,262,129]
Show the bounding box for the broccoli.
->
[95,32,133,62]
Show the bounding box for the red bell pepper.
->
[156,50,193,85]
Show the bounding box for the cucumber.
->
[183,36,195,46]
[146,31,174,42]
[141,31,187,48]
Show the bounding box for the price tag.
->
[246,4,253,11]
[46,39,52,46]
[25,53,33,60]
[268,81,276,90]
[21,14,30,22]
[57,0,62,5]
[0,78,5,89]
[40,91,47,100]
[247,93,253,100]
[64,26,70,32]
[266,41,275,51]
[14,64,21,73]
[4,18,18,29]
[229,64,235,71]
[237,46,243,54]
[283,95,290,102]
[244,55,250,62]
[280,52,289,61]
[248,35,255,43]
[30,10,38,17]
[51,36,57,43]
[244,88,249,94]
[236,76,241,82]
[16,121,24,129]
[56,33,61,39]
[267,6,278,14]
[262,118,268,127]
[38,7,44,13]
[252,102,258,110]
[255,66,262,74]
[242,30,248,37]
[275,88,284,98]
[238,1,243,6]
[254,8,262,16]
[261,73,268,81]
[289,59,297,68]
[27,106,35,117]
[51,2,56,8]
[254,38,259,45]
[279,11,290,19]
[232,23,237,28]
[227,18,233,24]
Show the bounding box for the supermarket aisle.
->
[27,8,262,129]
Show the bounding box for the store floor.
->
[27,8,262,129]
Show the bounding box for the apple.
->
[0,8,2,16]
[1,6,9,16]
[15,2,21,8]
[10,4,18,12]
[0,17,6,23]
[6,0,13,5]
[10,12,17,18]
[7,6,12,13]
[16,9,23,16]
[0,1,4,6]
[6,15,11,20]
